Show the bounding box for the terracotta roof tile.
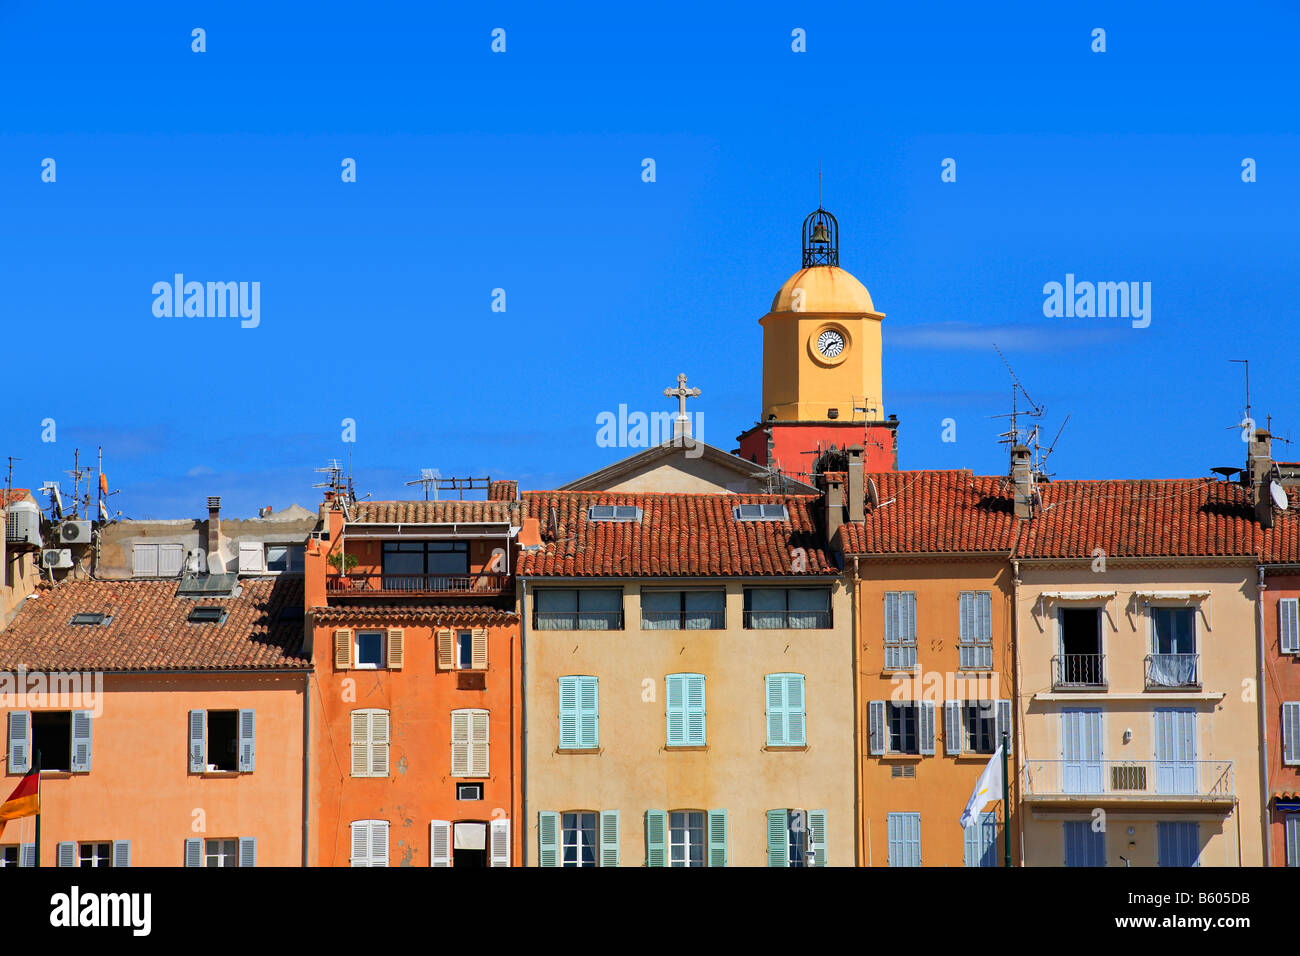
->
[312,605,518,625]
[517,491,837,577]
[0,577,310,671]
[836,471,1018,555]
[351,500,519,524]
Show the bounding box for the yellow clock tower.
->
[735,207,898,475]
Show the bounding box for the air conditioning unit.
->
[42,549,73,569]
[5,507,42,549]
[59,520,92,545]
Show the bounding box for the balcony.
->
[641,610,726,630]
[1145,654,1200,690]
[741,610,833,630]
[883,642,918,670]
[1052,653,1106,690]
[958,642,994,670]
[327,572,512,597]
[533,610,625,631]
[1021,759,1234,807]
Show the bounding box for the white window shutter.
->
[430,820,452,867]
[159,543,184,576]
[132,544,158,577]
[351,711,371,777]
[238,541,264,573]
[371,821,389,866]
[350,821,370,866]
[57,842,76,867]
[19,844,35,867]
[184,838,203,867]
[371,710,390,776]
[489,819,510,867]
[238,837,257,867]
[471,710,490,776]
[112,840,130,867]
[451,710,471,776]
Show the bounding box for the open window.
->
[1056,606,1105,688]
[188,709,255,773]
[1148,606,1198,688]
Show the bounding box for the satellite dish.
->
[1271,480,1289,511]
[1211,467,1241,480]
[867,478,880,510]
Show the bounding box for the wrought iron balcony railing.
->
[1021,759,1234,800]
[1052,653,1107,689]
[742,610,832,630]
[327,572,511,596]
[533,610,625,631]
[640,610,726,630]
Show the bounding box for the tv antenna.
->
[988,345,1069,478]
[405,468,442,501]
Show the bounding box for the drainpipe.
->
[1257,565,1272,866]
[302,670,311,867]
[1011,556,1026,866]
[851,555,863,867]
[520,576,529,868]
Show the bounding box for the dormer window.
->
[188,606,227,624]
[70,613,108,626]
[587,505,642,522]
[734,503,788,522]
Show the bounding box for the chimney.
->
[1249,429,1274,528]
[847,445,865,522]
[822,471,845,546]
[1011,446,1035,519]
[207,496,221,566]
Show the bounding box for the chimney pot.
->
[206,496,221,570]
[847,445,865,522]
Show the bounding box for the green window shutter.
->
[579,677,599,748]
[665,674,686,745]
[685,673,706,745]
[70,711,92,772]
[185,838,203,867]
[785,675,806,745]
[188,709,206,773]
[766,809,788,866]
[538,811,560,867]
[57,842,75,867]
[765,674,787,745]
[238,837,257,867]
[7,711,30,774]
[112,840,130,867]
[707,809,728,867]
[808,810,827,866]
[558,677,579,749]
[238,709,255,772]
[645,809,668,866]
[599,810,620,867]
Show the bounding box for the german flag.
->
[0,769,39,840]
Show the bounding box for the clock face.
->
[816,329,845,358]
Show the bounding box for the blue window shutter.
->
[189,709,206,773]
[887,814,900,866]
[786,675,806,745]
[579,677,599,749]
[645,810,668,867]
[919,701,936,755]
[19,844,35,867]
[1281,599,1300,654]
[685,674,706,745]
[57,842,75,867]
[538,811,560,867]
[902,592,917,642]
[238,709,255,772]
[766,809,788,866]
[944,701,963,755]
[113,840,130,867]
[888,813,920,866]
[1287,816,1300,867]
[239,836,257,867]
[185,838,203,867]
[765,674,786,746]
[959,592,972,643]
[884,592,898,644]
[707,809,728,867]
[808,809,827,866]
[7,711,30,774]
[997,700,1013,753]
[965,811,997,866]
[979,592,993,642]
[665,674,685,745]
[869,700,886,755]
[70,711,92,772]
[599,810,620,867]
[558,677,579,749]
[1285,702,1300,766]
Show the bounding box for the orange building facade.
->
[305,493,523,866]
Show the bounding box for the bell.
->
[811,221,830,244]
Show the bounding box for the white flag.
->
[959,744,1003,829]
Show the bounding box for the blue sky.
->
[2,1,1297,518]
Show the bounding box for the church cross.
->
[664,373,701,417]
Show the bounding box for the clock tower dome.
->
[735,207,899,479]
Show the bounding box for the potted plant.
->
[327,551,359,589]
